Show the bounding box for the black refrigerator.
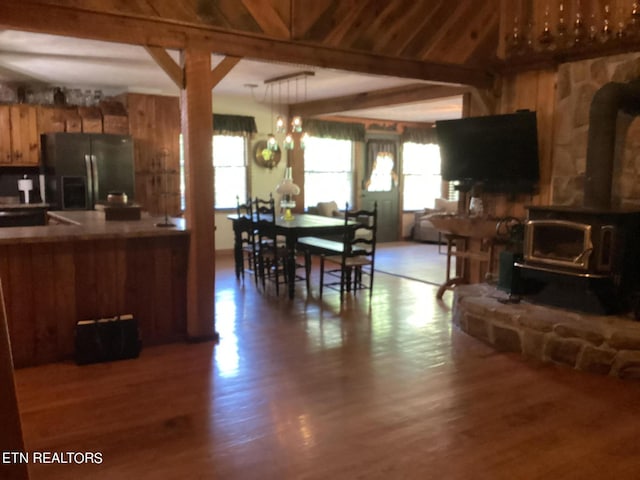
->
[42,133,135,210]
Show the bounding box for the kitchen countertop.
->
[0,210,187,245]
[0,202,50,209]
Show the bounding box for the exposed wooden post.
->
[180,49,217,341]
[0,279,29,480]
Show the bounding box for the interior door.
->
[361,139,399,243]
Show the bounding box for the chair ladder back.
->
[343,202,377,259]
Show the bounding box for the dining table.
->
[227,213,358,299]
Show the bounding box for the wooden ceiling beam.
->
[0,1,494,89]
[144,46,184,89]
[210,55,241,90]
[290,84,469,118]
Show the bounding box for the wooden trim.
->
[0,1,494,88]
[312,115,432,132]
[210,56,242,90]
[144,46,184,89]
[291,84,469,118]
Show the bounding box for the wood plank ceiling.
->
[12,0,501,71]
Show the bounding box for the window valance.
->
[304,119,365,142]
[213,114,257,136]
[401,126,437,145]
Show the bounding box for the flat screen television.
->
[435,111,540,193]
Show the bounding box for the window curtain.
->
[304,118,365,141]
[212,114,257,136]
[401,126,437,145]
[365,139,397,188]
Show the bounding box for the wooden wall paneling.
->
[100,100,129,135]
[0,106,12,164]
[128,93,158,214]
[127,93,182,216]
[111,239,127,323]
[151,238,175,342]
[5,244,34,368]
[170,236,189,337]
[52,242,76,360]
[30,243,58,365]
[73,241,98,323]
[93,239,121,318]
[0,245,28,480]
[155,95,181,216]
[125,238,155,342]
[534,69,557,206]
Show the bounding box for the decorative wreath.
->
[253,140,282,169]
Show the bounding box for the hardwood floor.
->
[12,253,640,479]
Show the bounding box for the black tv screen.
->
[435,111,540,192]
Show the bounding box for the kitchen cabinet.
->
[0,105,39,166]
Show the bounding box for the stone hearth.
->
[452,284,640,379]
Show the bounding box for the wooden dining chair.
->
[253,195,288,295]
[319,202,378,301]
[235,196,256,285]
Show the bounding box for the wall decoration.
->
[253,139,282,169]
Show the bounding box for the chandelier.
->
[264,71,314,152]
[506,1,640,57]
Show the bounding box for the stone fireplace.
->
[516,72,640,315]
[448,54,640,379]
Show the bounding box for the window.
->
[304,137,353,209]
[179,134,248,210]
[213,135,247,209]
[402,142,446,211]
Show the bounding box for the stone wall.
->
[453,284,640,379]
[553,52,640,207]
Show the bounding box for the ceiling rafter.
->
[240,0,289,38]
[0,1,495,88]
[290,84,469,118]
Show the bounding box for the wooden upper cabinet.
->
[0,105,40,166]
[0,106,11,165]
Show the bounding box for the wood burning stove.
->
[515,206,640,314]
[524,219,617,274]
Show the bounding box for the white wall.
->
[212,93,291,250]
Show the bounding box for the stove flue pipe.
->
[584,80,640,209]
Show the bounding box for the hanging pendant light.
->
[291,116,303,133]
[267,134,279,151]
[300,132,309,150]
[263,71,315,151]
[283,133,295,150]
